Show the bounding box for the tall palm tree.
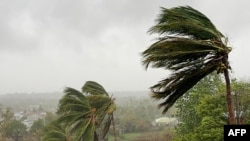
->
[55,81,116,141]
[141,6,234,124]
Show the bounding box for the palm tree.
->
[141,6,234,124]
[55,81,116,141]
[42,121,72,141]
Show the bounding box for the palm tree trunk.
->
[111,113,117,141]
[224,69,235,124]
[94,131,98,141]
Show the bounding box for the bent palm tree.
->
[141,6,234,124]
[56,81,116,141]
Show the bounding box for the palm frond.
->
[57,112,90,127]
[151,62,217,113]
[42,121,69,141]
[57,87,90,115]
[149,6,223,40]
[74,119,95,141]
[142,37,225,69]
[82,81,109,96]
[57,97,90,114]
[87,95,111,110]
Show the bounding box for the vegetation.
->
[141,6,234,124]
[174,74,250,141]
[42,81,116,141]
[2,119,27,141]
[29,118,45,140]
[109,130,175,141]
[230,79,250,124]
[42,121,71,141]
[174,74,226,141]
[107,96,177,141]
[0,78,249,140]
[0,106,27,141]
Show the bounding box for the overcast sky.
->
[1,0,250,94]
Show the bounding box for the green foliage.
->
[0,107,14,123]
[175,74,223,134]
[0,107,14,137]
[114,98,169,134]
[29,118,45,140]
[82,81,109,96]
[44,112,57,125]
[174,74,224,140]
[109,130,174,141]
[43,81,116,141]
[42,121,70,141]
[148,6,223,40]
[174,75,250,141]
[193,95,226,141]
[231,79,250,124]
[2,119,27,141]
[141,6,232,114]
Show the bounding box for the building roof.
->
[155,117,176,124]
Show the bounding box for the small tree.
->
[3,119,27,141]
[29,118,45,140]
[0,106,14,139]
[174,74,226,141]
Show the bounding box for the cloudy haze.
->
[1,0,250,94]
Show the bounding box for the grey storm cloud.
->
[0,0,250,94]
[0,0,157,52]
[0,0,197,53]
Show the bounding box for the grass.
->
[109,132,142,141]
[108,128,175,141]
